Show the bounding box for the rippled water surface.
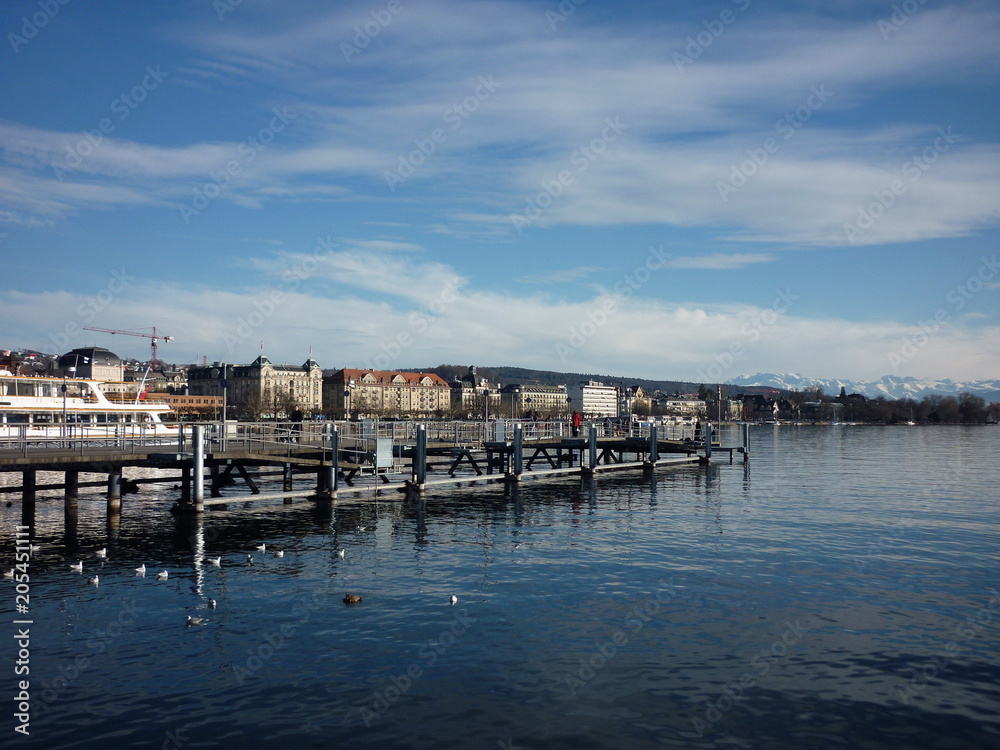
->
[2,425,999,749]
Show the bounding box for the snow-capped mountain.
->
[728,373,1000,402]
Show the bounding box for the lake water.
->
[2,425,999,749]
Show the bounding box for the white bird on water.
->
[206,557,221,567]
[209,599,217,609]
[135,564,146,576]
[337,549,345,558]
[89,575,99,586]
[95,548,107,558]
[451,595,458,605]
[157,570,169,580]
[69,561,83,573]
[274,550,284,558]
[3,569,13,579]
[256,543,266,552]
[186,615,205,626]
[246,554,254,565]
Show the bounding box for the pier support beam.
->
[703,423,713,462]
[107,469,122,514]
[412,424,427,491]
[64,470,79,502]
[22,470,36,505]
[317,424,339,501]
[511,424,523,481]
[743,423,750,462]
[192,424,205,512]
[587,423,598,473]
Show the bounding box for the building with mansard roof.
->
[323,368,451,418]
[188,356,322,418]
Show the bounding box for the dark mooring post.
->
[319,424,338,500]
[107,468,122,515]
[704,422,713,461]
[743,423,750,462]
[588,423,598,471]
[22,470,36,505]
[511,424,523,481]
[283,462,293,491]
[649,423,659,464]
[192,424,205,512]
[64,470,79,502]
[413,424,427,490]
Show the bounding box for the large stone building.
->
[499,383,570,417]
[323,369,452,418]
[188,356,322,417]
[450,366,502,416]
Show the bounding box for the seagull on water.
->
[337,549,345,558]
[157,570,169,580]
[209,599,217,609]
[206,557,221,567]
[135,563,146,576]
[451,595,458,605]
[95,548,107,558]
[186,615,205,626]
[3,569,13,579]
[246,554,254,565]
[88,575,99,586]
[69,561,83,573]
[256,543,266,552]
[274,550,284,558]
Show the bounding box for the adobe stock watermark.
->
[341,0,411,62]
[364,277,462,370]
[510,116,627,233]
[843,126,960,244]
[231,593,324,685]
[555,245,672,363]
[178,106,296,224]
[51,65,169,181]
[547,0,586,31]
[7,0,72,54]
[385,75,501,192]
[47,268,135,352]
[696,288,799,382]
[344,607,476,727]
[673,0,752,71]
[691,618,806,737]
[223,235,338,352]
[561,579,680,697]
[878,0,930,41]
[717,84,833,202]
[886,254,998,372]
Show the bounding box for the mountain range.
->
[728,373,1000,402]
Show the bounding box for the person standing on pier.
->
[571,410,582,437]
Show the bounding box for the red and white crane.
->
[82,326,174,367]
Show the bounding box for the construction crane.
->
[82,326,174,367]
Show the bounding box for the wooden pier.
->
[0,420,749,523]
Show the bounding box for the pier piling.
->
[192,424,205,512]
[107,469,122,514]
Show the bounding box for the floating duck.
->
[3,569,13,579]
[343,594,362,604]
[450,595,458,605]
[274,550,284,558]
[95,548,108,558]
[88,575,99,586]
[206,557,221,567]
[246,554,254,565]
[209,599,217,609]
[337,549,345,558]
[156,570,169,580]
[186,615,205,626]
[69,561,83,573]
[135,564,146,575]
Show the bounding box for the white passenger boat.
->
[0,370,178,439]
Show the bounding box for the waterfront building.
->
[188,356,322,418]
[323,369,452,418]
[450,366,502,416]
[499,383,570,417]
[58,347,124,381]
[566,381,619,418]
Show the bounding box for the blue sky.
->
[1,0,998,383]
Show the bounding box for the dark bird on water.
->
[343,594,362,604]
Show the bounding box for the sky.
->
[1,0,998,384]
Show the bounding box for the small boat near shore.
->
[0,370,177,439]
